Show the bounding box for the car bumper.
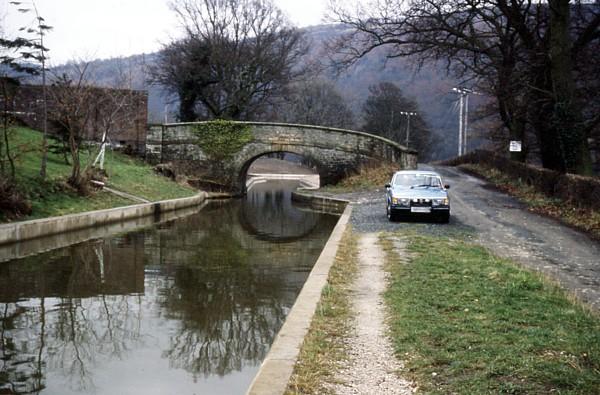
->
[390,205,450,214]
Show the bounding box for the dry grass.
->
[460,163,600,240]
[285,227,358,394]
[322,162,399,192]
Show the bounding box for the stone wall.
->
[146,122,418,194]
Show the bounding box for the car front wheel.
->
[438,212,450,223]
[387,202,398,222]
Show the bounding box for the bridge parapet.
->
[146,121,418,194]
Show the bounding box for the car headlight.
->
[391,197,410,206]
[432,198,449,206]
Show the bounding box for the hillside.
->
[48,24,486,161]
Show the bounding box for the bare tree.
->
[0,77,32,220]
[329,0,600,174]
[85,91,136,170]
[362,81,432,158]
[0,77,19,179]
[49,63,140,194]
[148,37,207,121]
[149,0,307,121]
[49,64,95,192]
[278,80,355,129]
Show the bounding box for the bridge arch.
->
[146,121,418,195]
[237,150,322,193]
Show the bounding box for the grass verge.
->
[286,227,358,394]
[460,163,600,240]
[381,231,600,394]
[2,127,196,221]
[320,162,398,193]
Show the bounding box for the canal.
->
[0,180,339,394]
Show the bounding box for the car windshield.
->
[393,174,442,188]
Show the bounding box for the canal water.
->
[0,181,339,395]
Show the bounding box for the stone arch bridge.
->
[146,122,418,195]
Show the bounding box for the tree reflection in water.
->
[160,229,288,377]
[0,242,145,394]
[0,181,338,394]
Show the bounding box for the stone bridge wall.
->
[146,122,418,194]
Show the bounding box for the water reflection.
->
[0,181,338,394]
[240,181,322,242]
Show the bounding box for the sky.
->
[1,0,330,65]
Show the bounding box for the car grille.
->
[410,199,432,207]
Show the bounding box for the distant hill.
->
[46,24,486,161]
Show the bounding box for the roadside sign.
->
[509,141,522,152]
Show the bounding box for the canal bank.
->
[0,192,208,246]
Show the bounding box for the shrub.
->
[191,120,253,161]
[0,178,32,220]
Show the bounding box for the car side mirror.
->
[385,183,391,189]
[444,184,450,189]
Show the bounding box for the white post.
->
[93,131,108,169]
[458,94,464,156]
[405,113,411,147]
[464,93,469,154]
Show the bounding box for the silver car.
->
[385,170,450,223]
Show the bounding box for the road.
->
[332,165,600,311]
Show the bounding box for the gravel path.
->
[329,233,414,395]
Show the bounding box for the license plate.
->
[411,207,431,213]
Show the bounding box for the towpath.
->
[327,233,414,394]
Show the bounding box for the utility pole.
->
[452,87,479,156]
[399,111,417,148]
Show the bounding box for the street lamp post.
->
[399,111,417,148]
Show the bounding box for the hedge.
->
[444,150,600,211]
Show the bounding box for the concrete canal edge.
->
[0,192,208,246]
[247,193,352,395]
[291,189,349,213]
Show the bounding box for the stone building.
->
[2,81,148,153]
